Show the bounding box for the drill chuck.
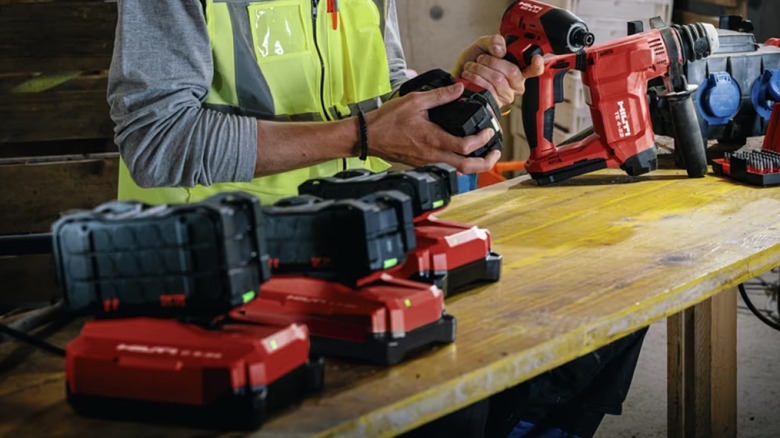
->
[570,26,595,49]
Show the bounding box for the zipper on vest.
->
[312,0,348,171]
[311,0,330,123]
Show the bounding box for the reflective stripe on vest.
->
[203,95,383,121]
[118,0,392,206]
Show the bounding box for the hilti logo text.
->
[614,101,632,138]
[518,2,543,13]
[117,343,222,359]
[286,295,358,309]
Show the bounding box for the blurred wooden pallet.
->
[1,0,119,311]
[673,0,748,26]
[0,0,116,145]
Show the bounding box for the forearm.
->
[110,0,259,188]
[254,118,358,176]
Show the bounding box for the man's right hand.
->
[365,83,501,175]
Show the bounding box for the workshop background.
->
[1,0,779,435]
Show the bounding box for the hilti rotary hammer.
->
[503,0,720,184]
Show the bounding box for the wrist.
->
[355,110,369,161]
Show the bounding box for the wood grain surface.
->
[2,168,780,437]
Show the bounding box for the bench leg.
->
[667,288,737,438]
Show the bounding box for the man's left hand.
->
[454,35,545,109]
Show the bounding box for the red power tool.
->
[502,0,720,184]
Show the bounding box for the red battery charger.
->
[230,186,458,365]
[231,273,455,365]
[66,317,323,430]
[376,213,501,295]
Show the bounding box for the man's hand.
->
[454,34,545,108]
[366,82,501,174]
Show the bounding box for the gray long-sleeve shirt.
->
[108,0,407,188]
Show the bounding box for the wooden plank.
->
[0,155,119,234]
[667,289,737,438]
[667,308,693,437]
[0,1,116,74]
[0,87,113,144]
[674,10,720,26]
[0,155,118,311]
[674,1,740,10]
[0,255,58,313]
[699,0,740,7]
[0,139,118,159]
[698,289,737,438]
[0,168,776,437]
[699,0,747,16]
[674,1,747,20]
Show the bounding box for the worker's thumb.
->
[418,83,464,109]
[522,54,545,79]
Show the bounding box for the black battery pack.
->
[399,69,503,158]
[296,165,502,296]
[264,191,416,283]
[52,192,270,318]
[298,163,458,218]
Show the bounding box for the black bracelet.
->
[357,109,368,161]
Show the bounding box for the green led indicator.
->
[242,291,256,303]
[432,200,444,209]
[404,299,412,308]
[383,258,398,269]
[270,339,278,350]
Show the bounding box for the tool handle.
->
[667,91,708,177]
[504,37,541,70]
[521,64,569,156]
[522,77,549,152]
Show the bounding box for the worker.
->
[107,1,644,437]
[403,328,648,438]
[485,328,649,438]
[108,0,542,206]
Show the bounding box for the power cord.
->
[0,300,67,357]
[739,283,780,332]
[0,323,65,357]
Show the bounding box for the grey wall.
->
[747,0,780,43]
[396,0,513,73]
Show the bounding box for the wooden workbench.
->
[2,168,779,437]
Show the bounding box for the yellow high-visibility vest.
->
[118,0,392,205]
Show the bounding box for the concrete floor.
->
[597,278,780,438]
